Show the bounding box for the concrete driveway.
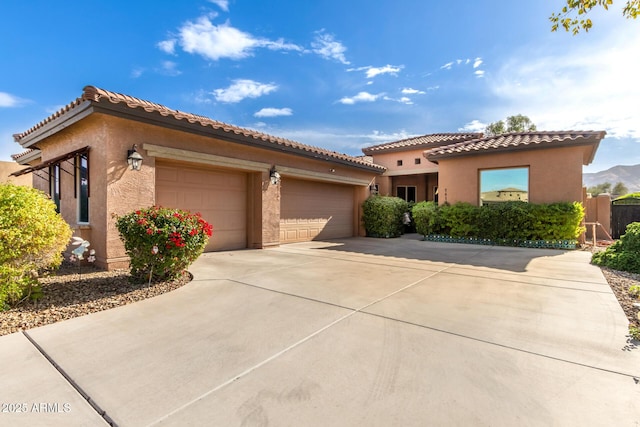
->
[1,236,639,426]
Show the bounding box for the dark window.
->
[397,186,416,202]
[415,158,421,165]
[397,160,403,166]
[76,154,89,223]
[49,164,60,213]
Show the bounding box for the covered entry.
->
[155,160,247,251]
[280,178,354,243]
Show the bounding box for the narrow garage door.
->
[155,161,247,251]
[280,178,354,243]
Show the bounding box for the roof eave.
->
[14,101,94,149]
[426,135,605,163]
[90,99,386,173]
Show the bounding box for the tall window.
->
[480,167,529,206]
[76,154,89,223]
[397,185,416,202]
[49,164,60,213]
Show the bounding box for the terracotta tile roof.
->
[425,131,606,161]
[14,86,385,171]
[11,148,38,161]
[361,133,483,155]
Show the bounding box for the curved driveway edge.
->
[1,236,638,426]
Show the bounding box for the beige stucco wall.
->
[0,161,32,186]
[367,149,439,202]
[28,113,380,269]
[584,193,612,241]
[369,148,438,174]
[436,146,585,206]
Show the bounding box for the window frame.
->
[479,166,529,206]
[49,164,61,213]
[75,153,90,224]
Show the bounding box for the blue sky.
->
[1,0,638,173]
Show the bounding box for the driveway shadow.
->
[296,234,582,274]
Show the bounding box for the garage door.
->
[155,161,247,251]
[280,178,354,243]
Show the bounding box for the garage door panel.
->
[156,162,246,251]
[280,179,354,243]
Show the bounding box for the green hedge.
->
[592,222,640,273]
[412,201,585,243]
[362,196,408,238]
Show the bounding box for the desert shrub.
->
[362,196,408,238]
[412,201,439,236]
[0,183,72,309]
[115,206,213,283]
[592,222,640,273]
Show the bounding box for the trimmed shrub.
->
[362,196,408,238]
[412,201,439,236]
[592,222,640,273]
[412,200,585,244]
[437,202,481,237]
[529,202,585,241]
[115,206,213,283]
[0,183,72,309]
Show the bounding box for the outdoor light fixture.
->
[127,144,143,171]
[269,166,281,185]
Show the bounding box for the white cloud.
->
[459,120,486,133]
[213,79,278,103]
[254,107,293,118]
[159,61,181,76]
[489,27,640,141]
[338,91,380,105]
[268,127,418,154]
[208,0,229,11]
[402,88,426,95]
[163,15,301,61]
[0,92,26,107]
[440,61,454,70]
[131,67,145,78]
[157,39,176,54]
[383,95,413,104]
[474,70,485,78]
[365,65,403,78]
[311,31,349,64]
[473,57,483,68]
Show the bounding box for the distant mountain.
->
[583,164,640,193]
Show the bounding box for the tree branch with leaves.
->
[551,0,639,34]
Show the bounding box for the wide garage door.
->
[156,161,247,251]
[280,178,354,243]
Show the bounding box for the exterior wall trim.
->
[144,143,271,172]
[277,165,371,186]
[383,167,438,176]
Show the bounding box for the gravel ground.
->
[0,263,190,336]
[1,255,639,338]
[601,267,640,331]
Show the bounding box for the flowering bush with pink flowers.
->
[115,206,213,283]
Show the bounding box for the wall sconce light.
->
[127,144,143,171]
[369,184,379,194]
[269,166,281,185]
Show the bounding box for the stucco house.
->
[11,85,606,269]
[363,131,606,207]
[11,86,384,269]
